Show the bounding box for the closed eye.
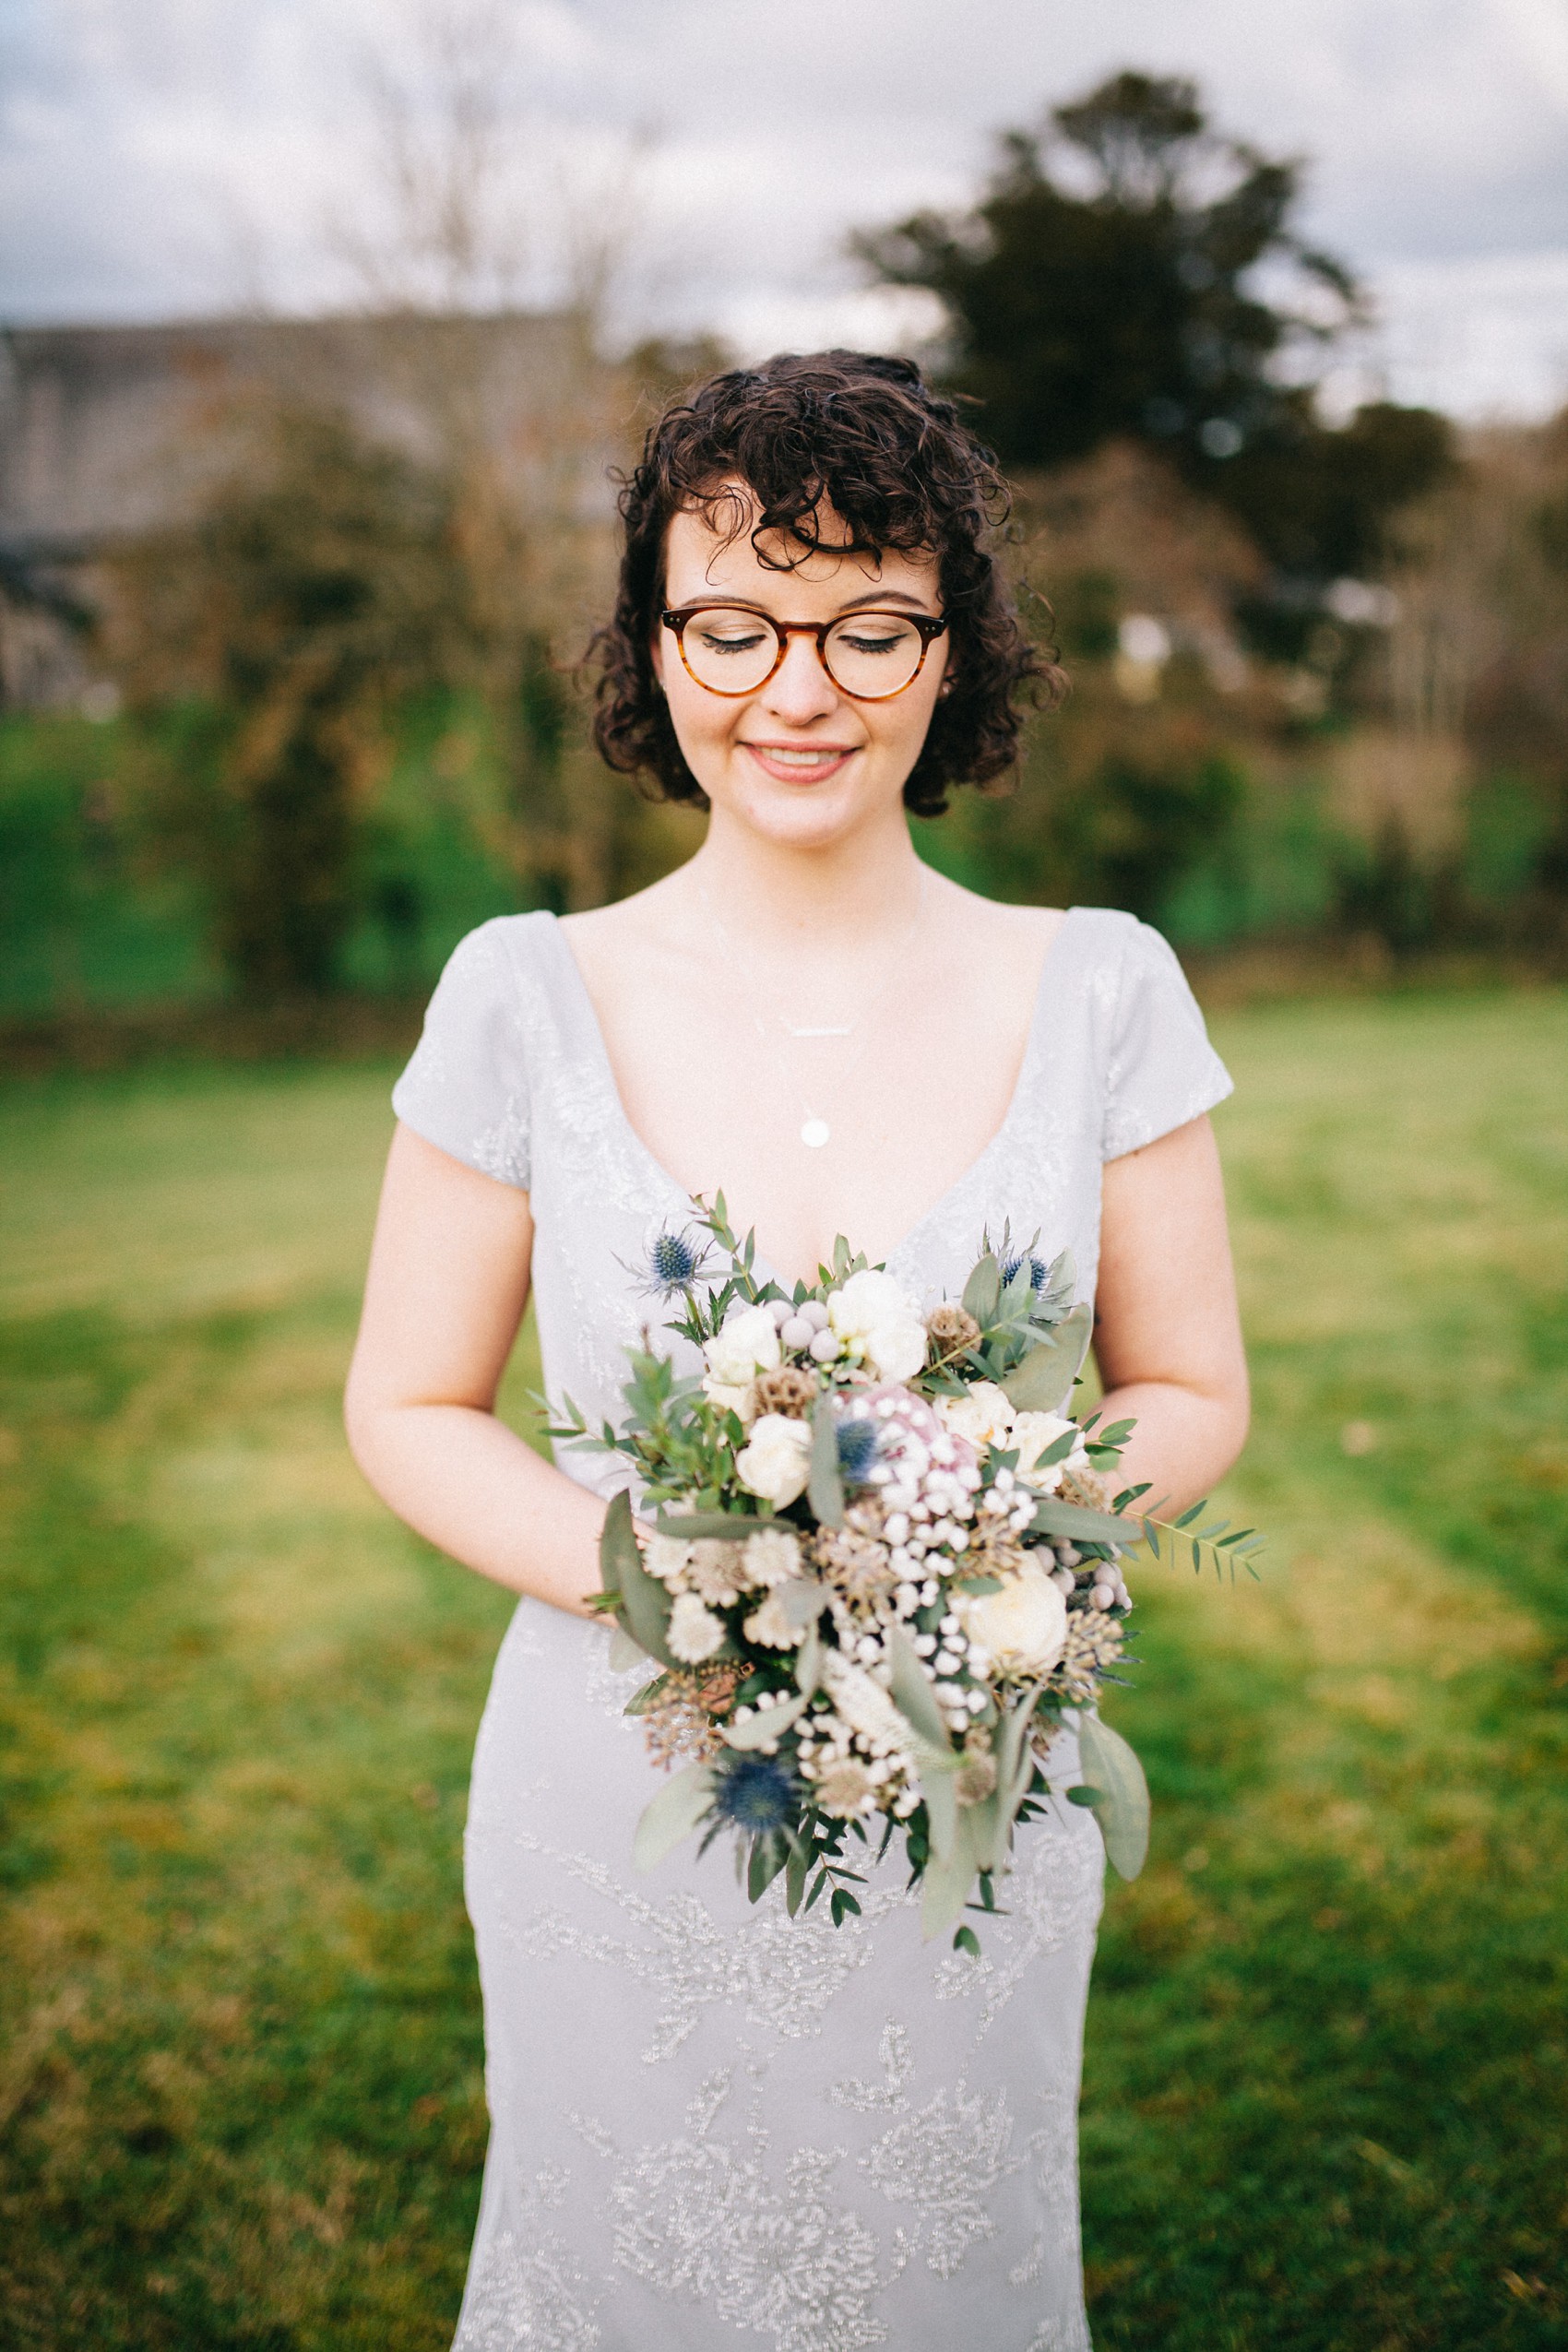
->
[836,627,915,656]
[697,626,770,656]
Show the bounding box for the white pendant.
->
[800,1117,831,1149]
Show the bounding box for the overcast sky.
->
[3,0,1567,418]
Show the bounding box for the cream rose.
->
[1009,1409,1092,1494]
[933,1380,1016,1450]
[734,1413,814,1508]
[826,1269,928,1384]
[955,1559,1068,1679]
[702,1302,782,1426]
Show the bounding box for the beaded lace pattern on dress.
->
[390,905,1232,2350]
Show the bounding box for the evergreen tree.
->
[858,71,1451,586]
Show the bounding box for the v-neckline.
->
[540,905,1083,1283]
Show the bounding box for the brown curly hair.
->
[589,350,1062,817]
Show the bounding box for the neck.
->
[683,801,926,957]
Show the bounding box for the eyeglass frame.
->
[659,601,949,702]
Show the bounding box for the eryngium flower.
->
[710,1752,800,1835]
[636,1223,712,1296]
[1000,1251,1049,1292]
[835,1415,881,1484]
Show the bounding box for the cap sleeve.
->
[1100,916,1232,1161]
[391,919,531,1188]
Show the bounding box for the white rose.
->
[705,1303,782,1388]
[1009,1410,1091,1494]
[827,1270,928,1383]
[955,1560,1067,1680]
[734,1413,813,1508]
[666,1591,727,1664]
[703,1380,759,1428]
[933,1381,1016,1450]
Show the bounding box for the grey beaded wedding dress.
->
[390,903,1232,2352]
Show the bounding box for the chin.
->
[716,771,899,849]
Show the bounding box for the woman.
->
[346,351,1249,2350]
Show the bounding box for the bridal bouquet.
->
[547,1200,1260,1950]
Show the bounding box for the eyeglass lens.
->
[677,609,929,697]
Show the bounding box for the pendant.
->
[801,1117,831,1149]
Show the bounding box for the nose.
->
[760,629,841,726]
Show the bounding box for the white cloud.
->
[0,0,1564,416]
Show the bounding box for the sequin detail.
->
[612,2073,886,2350]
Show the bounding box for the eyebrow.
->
[676,587,939,617]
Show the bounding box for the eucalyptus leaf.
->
[609,1625,650,1673]
[657,1511,775,1539]
[622,1671,671,1717]
[777,1578,828,1633]
[1001,1302,1093,1412]
[961,1253,1002,1328]
[602,1491,682,1670]
[808,1396,845,1527]
[632,1760,716,1872]
[724,1691,810,1750]
[1075,1710,1150,1881]
[921,1763,960,1869]
[748,1832,789,1903]
[597,1488,631,1598]
[970,1681,1045,1874]
[920,1811,982,1940]
[1028,1498,1133,1545]
[886,1625,953,1753]
[794,1624,824,1701]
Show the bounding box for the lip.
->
[741,741,860,785]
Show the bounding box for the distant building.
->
[0,309,594,707]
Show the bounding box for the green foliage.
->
[107,407,478,1002]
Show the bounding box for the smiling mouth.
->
[742,742,858,775]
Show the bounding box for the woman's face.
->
[652,489,948,852]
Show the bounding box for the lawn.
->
[0,992,1563,2350]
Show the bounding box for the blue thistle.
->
[836,1417,882,1485]
[636,1224,711,1298]
[1001,1252,1049,1293]
[710,1752,801,1836]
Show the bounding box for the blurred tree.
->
[858,71,1453,587]
[104,406,471,999]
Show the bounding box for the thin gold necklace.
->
[698,869,927,1149]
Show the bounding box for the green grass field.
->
[1,993,1564,2350]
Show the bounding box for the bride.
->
[346,350,1249,2350]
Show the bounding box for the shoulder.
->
[422,909,566,1021]
[922,871,1069,986]
[438,908,558,980]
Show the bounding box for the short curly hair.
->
[589,350,1062,817]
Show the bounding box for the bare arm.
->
[1092,1113,1250,1515]
[344,1123,606,1615]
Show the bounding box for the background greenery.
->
[6,71,1566,1026]
[1,985,1562,2348]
